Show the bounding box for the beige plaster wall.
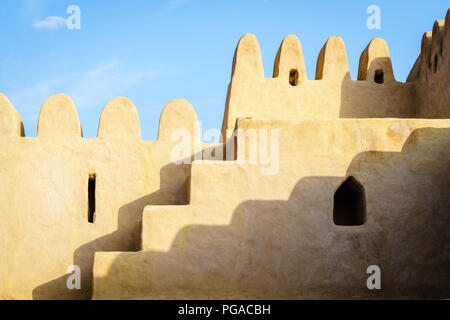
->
[408,10,450,118]
[221,34,417,139]
[1,10,449,300]
[93,118,450,299]
[0,94,211,299]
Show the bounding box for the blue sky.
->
[0,0,448,140]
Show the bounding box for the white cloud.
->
[33,16,66,30]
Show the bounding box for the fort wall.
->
[93,118,450,299]
[0,10,449,300]
[0,94,209,299]
[221,35,418,139]
[408,10,450,118]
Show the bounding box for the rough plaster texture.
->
[1,10,449,300]
[93,118,450,299]
[0,94,211,299]
[221,34,417,140]
[408,11,450,118]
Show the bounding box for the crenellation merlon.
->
[411,9,450,118]
[0,92,202,145]
[222,32,420,137]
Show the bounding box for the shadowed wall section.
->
[93,119,450,299]
[0,10,449,300]
[222,11,450,138]
[408,10,450,118]
[221,33,418,139]
[0,95,214,299]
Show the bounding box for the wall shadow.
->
[32,150,198,299]
[94,127,450,299]
[339,57,416,118]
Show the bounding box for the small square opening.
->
[374,69,384,84]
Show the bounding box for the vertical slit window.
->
[433,55,438,73]
[88,174,96,223]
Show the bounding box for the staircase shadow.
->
[93,127,450,299]
[31,156,195,299]
[32,128,450,299]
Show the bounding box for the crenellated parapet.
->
[0,93,202,147]
[0,93,208,300]
[1,10,449,301]
[222,33,417,138]
[409,9,450,118]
